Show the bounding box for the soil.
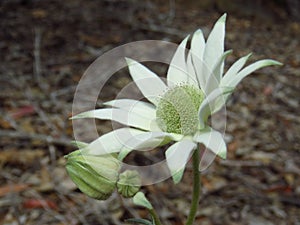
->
[0,1,299,225]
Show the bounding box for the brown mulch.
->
[0,1,299,224]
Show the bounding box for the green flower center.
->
[156,85,204,135]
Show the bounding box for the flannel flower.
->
[72,14,281,183]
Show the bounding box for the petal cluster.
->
[71,14,281,184]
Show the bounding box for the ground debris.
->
[0,0,299,224]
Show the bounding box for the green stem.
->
[185,147,201,225]
[149,208,163,225]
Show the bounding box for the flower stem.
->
[185,147,201,225]
[149,208,163,225]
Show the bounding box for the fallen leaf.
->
[9,105,35,119]
[23,199,57,210]
[0,184,29,197]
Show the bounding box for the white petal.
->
[204,50,232,95]
[193,128,227,159]
[198,87,233,129]
[81,128,146,155]
[103,99,156,120]
[118,132,184,160]
[224,59,282,88]
[191,29,206,89]
[167,36,190,87]
[71,108,160,131]
[126,58,167,106]
[203,14,226,87]
[221,53,252,86]
[186,51,198,87]
[118,131,173,161]
[165,140,197,183]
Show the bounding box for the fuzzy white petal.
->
[198,87,233,129]
[126,58,167,106]
[191,29,206,89]
[103,99,156,120]
[193,128,227,159]
[81,128,146,155]
[221,53,252,86]
[71,108,159,131]
[165,140,197,183]
[167,36,190,86]
[203,14,226,87]
[186,51,198,87]
[224,59,282,88]
[205,50,232,95]
[118,131,173,161]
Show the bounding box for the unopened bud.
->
[65,150,121,200]
[117,170,141,198]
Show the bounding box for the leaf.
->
[9,105,35,119]
[22,199,58,210]
[0,184,29,197]
[125,218,154,225]
[132,192,153,210]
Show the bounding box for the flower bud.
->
[117,170,141,198]
[65,150,121,200]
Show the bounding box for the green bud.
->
[117,170,141,198]
[65,150,121,200]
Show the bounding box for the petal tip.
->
[225,49,233,55]
[172,169,184,184]
[183,34,190,41]
[263,59,283,67]
[69,111,90,120]
[272,60,283,66]
[219,150,227,159]
[69,115,78,120]
[219,13,227,23]
[125,57,135,65]
[194,29,203,35]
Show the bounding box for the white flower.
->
[72,14,281,184]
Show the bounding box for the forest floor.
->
[0,0,299,224]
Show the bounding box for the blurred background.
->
[0,0,299,224]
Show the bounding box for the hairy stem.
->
[149,208,163,225]
[185,147,201,225]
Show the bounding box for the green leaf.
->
[133,192,153,210]
[126,218,154,225]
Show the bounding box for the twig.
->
[14,74,61,138]
[279,195,300,207]
[220,160,267,167]
[31,100,61,136]
[50,85,77,98]
[33,28,42,85]
[120,197,140,219]
[0,129,73,147]
[166,0,175,25]
[136,23,187,38]
[53,191,90,225]
[48,143,57,167]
